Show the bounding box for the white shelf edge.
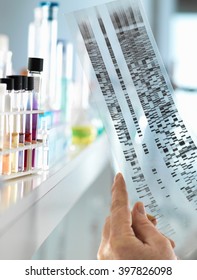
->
[1,168,42,181]
[0,110,44,115]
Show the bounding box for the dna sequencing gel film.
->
[65,0,197,258]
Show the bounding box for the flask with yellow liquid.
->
[70,56,97,146]
[71,110,97,145]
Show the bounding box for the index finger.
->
[110,173,135,237]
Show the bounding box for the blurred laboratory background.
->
[0,0,197,260]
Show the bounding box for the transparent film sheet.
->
[65,0,197,258]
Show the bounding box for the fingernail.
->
[114,172,121,182]
[147,214,157,225]
[137,202,145,215]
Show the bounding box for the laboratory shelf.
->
[0,134,110,259]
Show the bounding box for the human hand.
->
[97,173,177,260]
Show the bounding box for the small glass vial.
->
[0,78,14,175]
[42,119,49,170]
[36,118,49,170]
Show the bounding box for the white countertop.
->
[0,134,110,259]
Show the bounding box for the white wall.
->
[0,0,71,73]
[0,0,176,73]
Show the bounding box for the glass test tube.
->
[24,77,34,171]
[0,78,14,175]
[7,75,22,173]
[28,57,43,168]
[18,76,28,172]
[0,84,6,176]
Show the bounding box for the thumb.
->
[132,202,161,245]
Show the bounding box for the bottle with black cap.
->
[28,57,43,108]
[0,78,14,175]
[28,57,43,168]
[7,75,22,173]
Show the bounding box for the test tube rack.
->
[0,109,46,180]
